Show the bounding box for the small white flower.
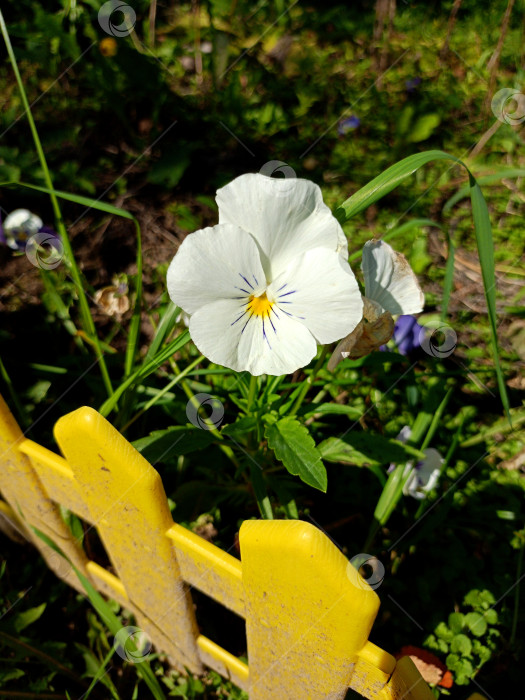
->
[388,426,444,500]
[402,448,444,500]
[328,239,424,368]
[2,208,43,251]
[167,173,363,376]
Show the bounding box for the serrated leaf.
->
[133,426,215,463]
[265,417,327,491]
[13,603,46,633]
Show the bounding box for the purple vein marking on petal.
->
[239,273,254,290]
[253,274,259,285]
[278,290,296,298]
[267,309,276,333]
[231,310,246,326]
[270,306,280,320]
[276,282,288,292]
[235,286,252,294]
[278,305,305,321]
[241,313,253,334]
[262,318,272,349]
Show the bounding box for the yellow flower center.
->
[247,292,273,317]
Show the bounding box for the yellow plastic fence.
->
[0,392,465,699]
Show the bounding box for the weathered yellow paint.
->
[0,394,437,699]
[86,560,129,607]
[381,656,435,700]
[239,519,383,699]
[53,406,203,674]
[466,695,488,700]
[18,438,92,522]
[0,497,30,543]
[166,522,245,617]
[0,395,89,592]
[197,634,249,691]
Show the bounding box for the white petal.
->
[4,209,43,235]
[362,240,424,315]
[216,173,343,279]
[403,448,444,500]
[189,298,317,375]
[166,224,266,315]
[267,248,363,344]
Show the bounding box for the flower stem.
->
[290,345,329,416]
[0,10,113,398]
[246,374,258,413]
[249,462,274,519]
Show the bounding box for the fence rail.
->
[0,394,481,699]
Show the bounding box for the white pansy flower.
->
[328,239,424,369]
[1,208,43,251]
[167,173,362,376]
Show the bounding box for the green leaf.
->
[145,303,181,363]
[301,403,362,420]
[443,168,525,213]
[484,609,498,625]
[132,426,215,462]
[470,179,510,420]
[408,113,441,142]
[13,603,47,633]
[334,151,461,221]
[450,633,472,656]
[222,415,259,436]
[448,612,464,634]
[464,611,488,636]
[317,433,423,467]
[265,417,327,491]
[435,621,454,642]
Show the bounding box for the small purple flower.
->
[405,77,422,93]
[392,315,424,355]
[338,115,360,135]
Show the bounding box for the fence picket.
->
[0,394,447,698]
